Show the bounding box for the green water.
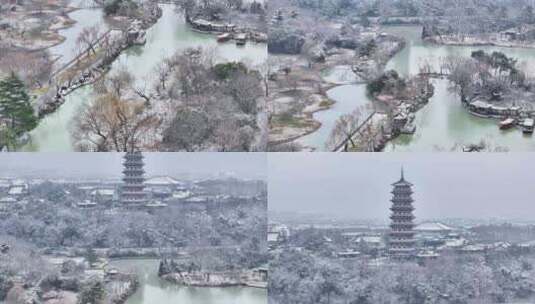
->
[383,26,535,151]
[110,259,267,304]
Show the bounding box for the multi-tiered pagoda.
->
[121,151,147,208]
[388,168,416,259]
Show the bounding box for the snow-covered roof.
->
[91,189,115,196]
[355,236,383,244]
[145,176,183,186]
[172,190,191,199]
[267,232,279,242]
[145,201,168,208]
[77,200,97,207]
[415,222,453,232]
[11,179,26,186]
[8,186,24,195]
[444,238,465,247]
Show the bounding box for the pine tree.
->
[0,73,38,135]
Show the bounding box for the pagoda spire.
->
[121,151,147,208]
[388,169,415,259]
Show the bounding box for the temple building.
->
[388,169,416,259]
[121,151,148,208]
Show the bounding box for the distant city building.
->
[121,152,148,208]
[388,169,416,259]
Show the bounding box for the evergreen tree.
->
[0,73,38,135]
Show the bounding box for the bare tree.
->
[72,94,160,152]
[441,56,477,102]
[76,24,102,58]
[106,65,134,97]
[0,51,53,88]
[326,105,373,151]
[161,107,213,152]
[227,71,262,115]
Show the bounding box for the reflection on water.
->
[25,4,267,151]
[383,25,535,151]
[110,259,267,304]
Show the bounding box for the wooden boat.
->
[217,33,231,42]
[499,118,515,130]
[522,118,534,134]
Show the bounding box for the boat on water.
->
[522,118,534,134]
[499,118,515,130]
[235,33,247,46]
[217,33,231,42]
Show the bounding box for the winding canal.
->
[110,259,267,304]
[24,3,267,151]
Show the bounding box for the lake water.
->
[298,25,535,151]
[383,26,535,151]
[110,259,267,304]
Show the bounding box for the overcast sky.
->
[268,153,535,221]
[0,153,266,180]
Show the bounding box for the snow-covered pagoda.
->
[388,168,416,259]
[121,151,148,208]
